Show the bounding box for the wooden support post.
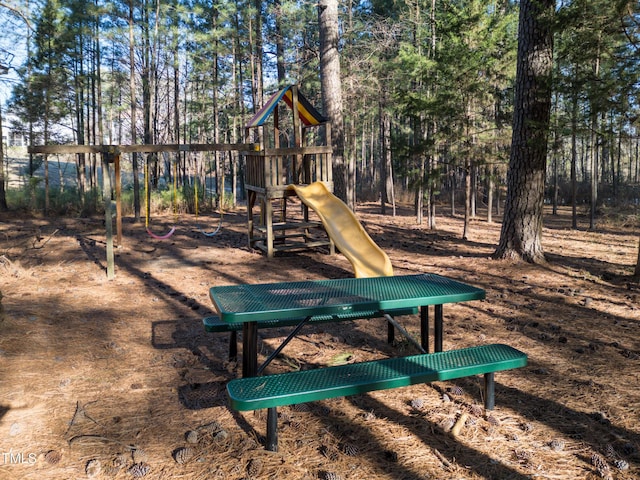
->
[265,198,274,258]
[114,153,122,246]
[291,86,303,183]
[247,191,257,248]
[102,150,115,280]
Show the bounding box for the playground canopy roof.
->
[246,85,327,128]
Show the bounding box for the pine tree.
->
[319,0,347,206]
[494,0,554,263]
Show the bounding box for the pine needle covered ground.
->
[0,205,638,479]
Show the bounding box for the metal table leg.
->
[420,306,429,353]
[266,407,278,451]
[387,320,395,344]
[435,304,443,352]
[242,322,258,377]
[484,372,495,410]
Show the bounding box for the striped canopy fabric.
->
[246,85,327,128]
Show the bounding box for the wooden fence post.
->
[102,147,118,279]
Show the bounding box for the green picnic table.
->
[208,273,486,377]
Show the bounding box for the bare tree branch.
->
[0,2,32,30]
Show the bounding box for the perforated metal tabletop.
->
[209,273,486,377]
[209,274,485,323]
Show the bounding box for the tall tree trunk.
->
[635,237,640,277]
[26,2,34,180]
[142,0,152,148]
[74,46,87,204]
[589,119,598,229]
[234,2,247,199]
[275,0,285,84]
[570,82,578,229]
[494,0,554,263]
[345,0,357,207]
[90,31,97,199]
[44,73,50,214]
[426,0,437,229]
[213,24,222,209]
[427,135,437,229]
[415,153,424,225]
[470,164,477,218]
[551,95,559,216]
[369,121,375,190]
[487,165,493,223]
[616,124,622,197]
[129,0,140,221]
[462,161,471,240]
[0,102,7,210]
[379,97,389,214]
[462,104,472,239]
[318,0,348,207]
[379,102,385,212]
[251,0,263,111]
[589,49,601,230]
[95,11,103,145]
[450,164,456,216]
[231,17,241,205]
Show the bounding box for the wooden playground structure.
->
[27,85,335,276]
[243,85,334,257]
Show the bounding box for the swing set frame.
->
[26,84,328,277]
[26,143,248,278]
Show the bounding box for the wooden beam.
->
[28,143,256,155]
[247,146,333,156]
[28,145,103,154]
[28,143,329,156]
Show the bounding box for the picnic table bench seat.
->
[227,343,527,451]
[203,307,419,360]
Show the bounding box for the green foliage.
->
[147,187,183,216]
[4,183,101,216]
[5,185,33,212]
[375,0,518,200]
[3,0,639,216]
[180,183,233,213]
[10,0,73,135]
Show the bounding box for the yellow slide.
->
[289,182,393,278]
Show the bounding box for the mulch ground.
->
[0,203,639,480]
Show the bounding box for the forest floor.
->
[0,202,639,480]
